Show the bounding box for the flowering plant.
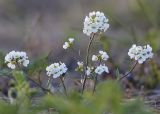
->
[5,51,29,69]
[0,10,156,114]
[3,11,153,96]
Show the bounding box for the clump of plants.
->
[0,11,156,114]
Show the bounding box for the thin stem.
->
[92,59,101,94]
[46,76,51,88]
[92,75,97,95]
[71,48,82,60]
[16,63,52,94]
[26,75,51,93]
[38,71,42,85]
[60,77,67,96]
[118,61,138,81]
[82,33,95,94]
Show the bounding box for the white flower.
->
[128,44,138,59]
[83,11,109,36]
[92,55,98,61]
[5,51,29,69]
[92,51,109,62]
[95,64,109,75]
[76,61,84,72]
[86,67,93,76]
[68,38,74,43]
[63,42,70,49]
[128,44,153,64]
[99,51,109,60]
[59,63,68,74]
[63,38,75,50]
[7,63,16,69]
[143,45,153,59]
[77,62,84,68]
[23,60,29,67]
[46,62,68,78]
[136,54,146,64]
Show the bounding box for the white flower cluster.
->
[46,62,68,78]
[76,62,84,72]
[92,50,109,61]
[86,66,94,76]
[63,38,74,49]
[85,65,109,76]
[128,44,153,64]
[83,11,109,36]
[95,64,109,75]
[5,51,29,69]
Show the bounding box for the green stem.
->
[38,71,42,85]
[92,59,101,94]
[46,76,51,88]
[81,33,95,94]
[16,63,52,94]
[118,61,138,81]
[26,75,51,94]
[60,77,67,96]
[92,75,97,95]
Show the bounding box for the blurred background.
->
[0,0,160,92]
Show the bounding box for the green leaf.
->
[123,99,152,114]
[12,70,25,85]
[0,101,18,114]
[116,68,120,80]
